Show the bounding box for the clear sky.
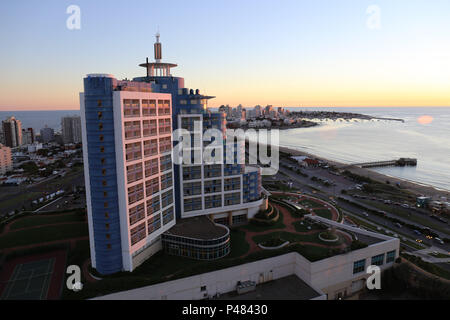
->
[0,0,449,110]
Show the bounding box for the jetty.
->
[342,158,417,169]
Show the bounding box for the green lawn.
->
[0,191,41,213]
[228,229,250,258]
[0,223,88,250]
[252,231,343,247]
[9,212,85,230]
[313,209,333,220]
[298,199,323,208]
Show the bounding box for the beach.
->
[278,145,450,200]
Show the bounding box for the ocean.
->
[0,110,80,133]
[280,107,450,192]
[1,107,449,191]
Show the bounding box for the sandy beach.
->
[278,145,450,200]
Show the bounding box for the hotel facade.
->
[80,35,265,275]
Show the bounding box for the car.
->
[413,230,421,235]
[415,239,423,243]
[435,238,445,245]
[362,211,369,217]
[395,223,402,228]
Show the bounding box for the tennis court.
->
[1,258,55,300]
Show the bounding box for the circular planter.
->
[318,232,339,243]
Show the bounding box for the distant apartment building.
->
[21,128,35,145]
[40,125,55,143]
[0,144,12,175]
[62,116,82,144]
[2,116,22,148]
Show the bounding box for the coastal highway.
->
[270,162,450,252]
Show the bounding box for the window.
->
[386,250,396,263]
[102,169,106,176]
[224,192,240,206]
[127,163,143,183]
[184,197,202,212]
[105,213,109,218]
[204,179,222,194]
[99,123,103,130]
[147,213,161,235]
[200,286,206,292]
[102,180,107,186]
[143,120,157,137]
[101,158,105,165]
[371,254,385,266]
[205,195,222,209]
[147,196,160,215]
[98,111,103,119]
[145,177,159,196]
[124,121,141,140]
[128,183,144,205]
[129,203,145,225]
[99,135,104,142]
[144,158,159,177]
[125,142,142,162]
[143,139,158,157]
[161,172,172,190]
[103,191,108,197]
[100,146,105,153]
[142,99,156,116]
[161,190,173,208]
[183,182,202,196]
[353,259,366,274]
[124,99,140,118]
[162,207,174,225]
[130,222,146,245]
[107,244,111,250]
[106,234,110,239]
[105,223,109,229]
[160,155,172,172]
[97,100,102,107]
[159,136,172,153]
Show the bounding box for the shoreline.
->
[277,145,450,200]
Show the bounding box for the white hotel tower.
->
[80,75,176,274]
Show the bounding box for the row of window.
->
[125,137,172,162]
[126,155,172,184]
[130,206,174,245]
[127,172,173,205]
[123,99,170,118]
[353,250,397,274]
[129,192,174,227]
[183,192,242,212]
[124,119,171,140]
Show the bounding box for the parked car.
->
[435,238,445,245]
[395,223,402,228]
[413,230,421,235]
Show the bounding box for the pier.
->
[342,158,417,169]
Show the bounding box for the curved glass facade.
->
[161,225,231,260]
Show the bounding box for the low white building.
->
[94,215,400,300]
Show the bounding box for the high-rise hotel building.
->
[81,35,265,275]
[80,75,176,274]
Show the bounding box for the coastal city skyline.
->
[1,0,450,111]
[0,0,449,305]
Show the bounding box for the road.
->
[267,160,450,253]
